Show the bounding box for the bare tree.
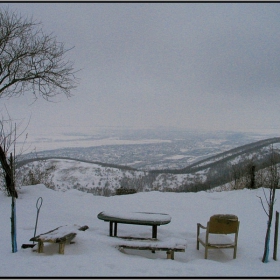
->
[0,7,78,100]
[0,116,20,252]
[230,154,258,190]
[0,7,78,253]
[257,145,279,263]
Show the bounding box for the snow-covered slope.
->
[16,137,280,195]
[17,159,204,195]
[1,184,280,277]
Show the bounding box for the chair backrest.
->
[208,214,239,234]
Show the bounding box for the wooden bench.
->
[30,225,89,254]
[118,244,185,260]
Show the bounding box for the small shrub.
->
[18,160,56,190]
[115,187,137,195]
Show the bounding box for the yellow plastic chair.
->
[197,214,240,259]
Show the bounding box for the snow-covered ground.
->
[1,184,280,277]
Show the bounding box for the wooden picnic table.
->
[97,211,171,239]
[97,211,186,260]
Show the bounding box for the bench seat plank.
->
[116,238,186,260]
[118,244,185,260]
[119,244,185,251]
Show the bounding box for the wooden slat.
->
[31,232,77,243]
[118,244,185,260]
[30,225,88,243]
[118,245,185,252]
[115,236,157,241]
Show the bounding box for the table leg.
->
[152,225,157,253]
[114,222,118,237]
[109,221,113,236]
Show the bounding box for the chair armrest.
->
[197,223,207,238]
[197,223,207,230]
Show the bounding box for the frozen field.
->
[0,184,280,277]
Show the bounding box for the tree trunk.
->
[0,147,18,252]
[250,165,256,189]
[262,184,276,263]
[11,196,17,253]
[0,146,17,198]
[262,219,272,262]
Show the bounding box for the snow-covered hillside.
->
[16,137,280,195]
[17,159,204,195]
[1,184,280,277]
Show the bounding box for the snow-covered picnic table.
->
[97,211,171,239]
[30,224,89,254]
[97,211,186,260]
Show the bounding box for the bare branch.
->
[0,7,79,100]
[257,195,269,217]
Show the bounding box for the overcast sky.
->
[2,2,280,137]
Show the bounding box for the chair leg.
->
[197,240,199,250]
[204,247,208,259]
[233,246,237,259]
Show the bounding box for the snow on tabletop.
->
[99,210,171,222]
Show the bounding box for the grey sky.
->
[2,3,280,137]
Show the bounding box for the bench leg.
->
[38,241,44,253]
[59,242,65,254]
[166,250,174,260]
[151,225,157,253]
[152,225,157,239]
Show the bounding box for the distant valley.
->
[19,129,269,170]
[16,129,280,196]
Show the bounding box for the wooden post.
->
[273,211,279,261]
[10,154,17,253]
[11,196,17,253]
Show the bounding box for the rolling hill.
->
[16,137,280,195]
